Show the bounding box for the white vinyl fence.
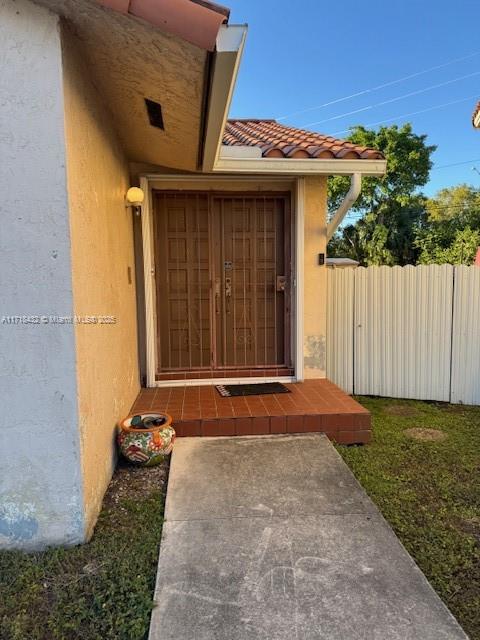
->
[327,265,480,405]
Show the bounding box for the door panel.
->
[213,196,288,369]
[154,193,212,371]
[153,192,291,376]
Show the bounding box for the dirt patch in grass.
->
[455,516,480,544]
[103,458,168,509]
[430,402,468,415]
[337,397,480,639]
[405,427,447,441]
[0,458,169,640]
[384,404,420,417]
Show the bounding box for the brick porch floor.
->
[129,379,371,444]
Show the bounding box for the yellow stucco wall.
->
[61,29,140,538]
[303,176,328,379]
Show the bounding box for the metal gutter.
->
[189,0,230,19]
[201,24,248,171]
[212,157,387,176]
[327,173,362,241]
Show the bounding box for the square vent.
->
[145,98,164,130]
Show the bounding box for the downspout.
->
[327,173,362,241]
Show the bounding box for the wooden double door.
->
[153,191,293,378]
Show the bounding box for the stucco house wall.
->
[303,176,328,378]
[61,26,140,537]
[0,0,84,548]
[0,0,140,549]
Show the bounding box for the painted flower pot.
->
[118,413,175,466]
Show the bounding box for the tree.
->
[415,184,480,265]
[328,124,436,265]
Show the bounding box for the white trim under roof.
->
[219,144,262,159]
[212,156,387,176]
[202,24,248,171]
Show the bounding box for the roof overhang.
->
[211,156,387,176]
[202,24,248,170]
[33,0,246,173]
[97,0,230,51]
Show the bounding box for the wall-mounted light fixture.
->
[125,187,145,215]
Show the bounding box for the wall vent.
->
[145,98,165,130]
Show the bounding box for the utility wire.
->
[331,94,479,136]
[304,72,480,127]
[277,51,480,120]
[432,158,480,170]
[342,201,480,220]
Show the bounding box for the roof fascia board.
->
[190,0,230,19]
[219,144,262,159]
[212,157,387,176]
[143,173,295,184]
[202,24,248,171]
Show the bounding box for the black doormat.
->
[216,382,291,397]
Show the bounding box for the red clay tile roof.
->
[473,101,480,128]
[223,119,384,160]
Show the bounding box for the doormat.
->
[216,382,291,397]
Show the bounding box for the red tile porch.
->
[129,379,371,445]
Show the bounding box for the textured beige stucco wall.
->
[303,176,328,378]
[61,28,140,537]
[0,0,85,550]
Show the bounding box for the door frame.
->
[140,174,305,387]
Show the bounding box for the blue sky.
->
[226,0,480,196]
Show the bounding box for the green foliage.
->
[329,124,434,210]
[329,123,436,265]
[425,183,480,223]
[416,226,480,265]
[0,481,165,640]
[415,184,480,265]
[337,398,480,639]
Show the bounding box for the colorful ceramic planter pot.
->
[118,413,175,467]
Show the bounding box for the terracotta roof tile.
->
[473,101,480,128]
[223,119,384,160]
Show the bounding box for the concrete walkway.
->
[149,434,467,640]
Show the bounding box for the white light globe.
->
[126,187,145,206]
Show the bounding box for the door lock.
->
[276,275,287,292]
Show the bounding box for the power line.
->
[431,158,480,170]
[342,201,480,220]
[331,94,479,136]
[304,71,480,127]
[277,51,480,120]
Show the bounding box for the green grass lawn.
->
[337,397,480,640]
[0,461,167,640]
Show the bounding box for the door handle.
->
[276,275,287,292]
[225,276,232,314]
[214,277,221,314]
